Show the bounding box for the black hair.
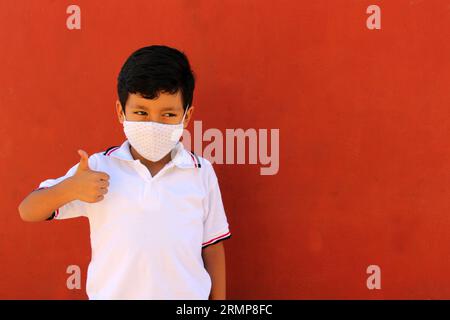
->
[117,45,196,113]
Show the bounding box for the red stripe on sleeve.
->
[202,231,231,246]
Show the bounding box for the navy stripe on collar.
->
[103,146,120,156]
[189,151,201,168]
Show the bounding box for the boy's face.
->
[116,90,194,128]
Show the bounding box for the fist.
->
[69,149,110,203]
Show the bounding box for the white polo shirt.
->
[37,139,232,300]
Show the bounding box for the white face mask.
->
[123,105,189,162]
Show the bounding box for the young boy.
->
[18,45,232,300]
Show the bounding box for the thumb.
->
[77,149,91,171]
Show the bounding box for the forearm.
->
[202,242,227,300]
[18,177,76,222]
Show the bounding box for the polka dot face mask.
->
[123,106,188,162]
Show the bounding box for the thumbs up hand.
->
[77,149,92,171]
[68,150,110,203]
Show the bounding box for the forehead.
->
[128,91,183,110]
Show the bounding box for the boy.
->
[18,45,232,300]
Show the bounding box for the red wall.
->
[1,0,450,299]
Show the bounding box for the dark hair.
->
[117,45,196,112]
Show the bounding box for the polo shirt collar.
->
[108,140,197,169]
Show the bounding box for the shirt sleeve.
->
[36,156,96,220]
[202,165,232,248]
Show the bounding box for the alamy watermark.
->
[366,265,381,290]
[180,121,280,176]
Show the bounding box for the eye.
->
[135,111,147,115]
[163,113,177,117]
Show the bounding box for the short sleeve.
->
[202,165,232,248]
[36,156,97,220]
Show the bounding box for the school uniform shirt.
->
[36,139,232,300]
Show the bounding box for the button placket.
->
[144,180,160,211]
[142,162,175,211]
[132,160,152,182]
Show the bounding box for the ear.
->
[183,105,195,128]
[116,100,125,124]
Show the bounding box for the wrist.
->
[57,176,79,202]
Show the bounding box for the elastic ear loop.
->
[173,104,190,144]
[180,104,190,124]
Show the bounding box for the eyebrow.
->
[133,105,178,111]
